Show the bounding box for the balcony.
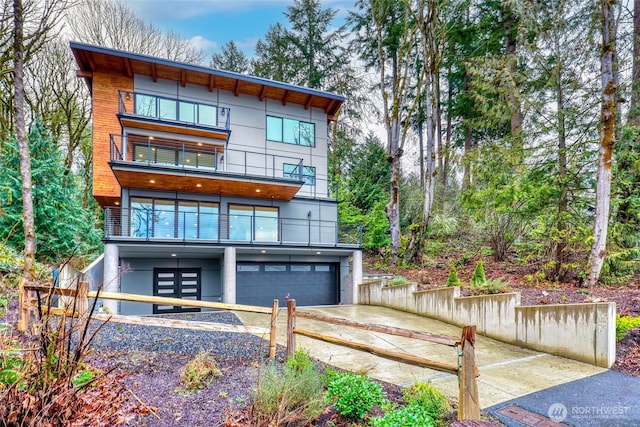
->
[109,134,314,200]
[104,207,362,248]
[118,90,231,142]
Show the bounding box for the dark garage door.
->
[236,262,338,307]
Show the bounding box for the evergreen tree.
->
[251,23,298,82]
[470,259,486,286]
[210,41,249,73]
[446,264,461,287]
[0,122,102,262]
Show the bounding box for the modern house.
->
[70,42,363,315]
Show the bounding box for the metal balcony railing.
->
[104,207,362,247]
[118,90,231,131]
[108,134,337,199]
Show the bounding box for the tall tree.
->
[13,0,36,278]
[351,0,423,263]
[586,0,619,287]
[210,41,249,73]
[69,0,202,63]
[252,23,298,82]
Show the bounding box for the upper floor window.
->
[133,92,218,127]
[283,163,316,185]
[266,116,315,147]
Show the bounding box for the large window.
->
[133,93,219,127]
[283,163,316,185]
[130,198,219,239]
[266,116,315,147]
[229,205,279,242]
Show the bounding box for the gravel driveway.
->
[85,311,284,426]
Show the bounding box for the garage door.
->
[236,262,338,307]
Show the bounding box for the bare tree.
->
[13,0,36,279]
[586,0,619,287]
[68,0,203,64]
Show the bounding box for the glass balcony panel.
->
[198,104,217,127]
[197,152,215,169]
[255,207,278,242]
[135,94,156,117]
[179,101,195,123]
[229,205,253,241]
[131,198,152,238]
[200,203,219,239]
[159,98,177,120]
[156,147,176,166]
[154,200,175,238]
[181,151,197,168]
[178,201,198,239]
[134,145,150,163]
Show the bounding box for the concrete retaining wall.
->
[358,281,616,368]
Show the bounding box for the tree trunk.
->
[13,0,37,280]
[586,0,618,287]
[554,63,568,281]
[386,149,402,265]
[632,0,640,126]
[502,2,524,159]
[423,76,436,230]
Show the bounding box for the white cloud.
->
[189,35,218,59]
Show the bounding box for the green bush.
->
[446,265,461,287]
[371,403,435,427]
[325,372,386,421]
[616,315,640,341]
[403,382,450,422]
[251,351,324,426]
[471,278,510,295]
[389,276,409,287]
[470,260,486,286]
[180,351,221,391]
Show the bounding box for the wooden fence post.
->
[458,325,480,420]
[77,282,89,317]
[269,299,279,359]
[286,299,296,357]
[18,278,28,333]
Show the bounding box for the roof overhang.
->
[70,41,344,117]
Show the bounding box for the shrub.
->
[470,260,486,286]
[251,350,324,426]
[180,351,221,391]
[446,265,461,287]
[388,276,409,287]
[616,315,640,341]
[471,278,510,295]
[325,372,386,421]
[403,382,450,422]
[370,403,435,427]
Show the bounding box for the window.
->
[266,116,315,147]
[130,198,218,239]
[283,163,316,185]
[229,205,279,242]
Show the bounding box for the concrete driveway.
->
[235,304,606,409]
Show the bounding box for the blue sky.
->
[127,0,355,60]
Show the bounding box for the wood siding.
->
[92,72,133,206]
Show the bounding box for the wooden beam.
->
[234,80,241,96]
[87,290,273,314]
[75,70,93,78]
[259,85,267,101]
[269,299,279,359]
[304,94,313,110]
[325,99,337,114]
[327,115,338,122]
[92,314,267,335]
[294,310,458,347]
[151,63,158,82]
[282,90,290,106]
[124,58,133,78]
[294,328,459,374]
[208,74,215,92]
[287,299,296,357]
[181,69,187,87]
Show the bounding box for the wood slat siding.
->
[92,72,133,206]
